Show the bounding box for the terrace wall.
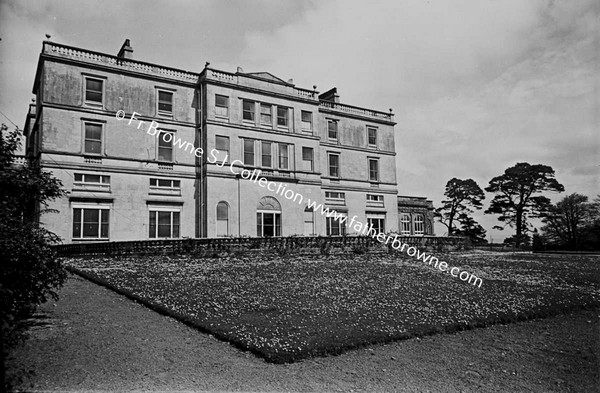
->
[54,235,470,257]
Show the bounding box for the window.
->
[74,173,110,191]
[257,212,281,237]
[368,158,379,182]
[301,147,313,171]
[260,103,272,126]
[301,111,312,132]
[325,191,345,204]
[215,95,229,117]
[368,127,377,147]
[149,178,181,191]
[277,106,289,128]
[73,207,109,239]
[326,213,347,236]
[328,153,340,178]
[215,135,230,162]
[84,77,103,105]
[216,202,229,237]
[243,139,255,165]
[303,207,315,235]
[328,120,338,141]
[84,122,103,155]
[243,100,255,122]
[367,215,385,234]
[414,214,425,235]
[157,90,173,116]
[149,210,180,238]
[366,194,384,207]
[400,214,411,235]
[278,143,289,170]
[257,196,281,237]
[261,141,272,168]
[158,131,174,162]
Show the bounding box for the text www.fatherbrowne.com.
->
[117,111,483,288]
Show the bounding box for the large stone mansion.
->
[22,39,434,242]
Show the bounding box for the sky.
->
[0,0,598,241]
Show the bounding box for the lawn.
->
[64,251,600,363]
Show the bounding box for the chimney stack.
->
[117,39,133,59]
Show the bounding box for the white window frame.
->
[73,173,110,192]
[301,147,313,172]
[157,130,175,162]
[414,214,425,235]
[216,201,229,237]
[215,94,229,118]
[325,191,346,205]
[72,203,111,240]
[261,141,272,168]
[301,110,313,133]
[149,178,181,195]
[83,75,105,107]
[243,139,255,166]
[367,213,386,234]
[82,121,104,156]
[400,213,412,235]
[260,103,273,127]
[156,88,174,117]
[326,212,347,236]
[367,126,377,148]
[368,158,380,182]
[278,143,290,170]
[366,194,384,207]
[277,106,290,129]
[328,153,340,178]
[328,119,338,142]
[242,100,255,123]
[148,206,181,239]
[303,206,315,236]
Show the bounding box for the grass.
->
[64,251,600,363]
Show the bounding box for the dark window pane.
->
[243,140,254,165]
[158,91,173,113]
[216,136,229,151]
[302,147,312,161]
[74,173,83,182]
[73,208,81,237]
[149,211,156,238]
[85,79,103,103]
[215,95,228,107]
[86,174,101,183]
[277,107,288,127]
[217,203,228,220]
[243,100,255,121]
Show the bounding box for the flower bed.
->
[65,252,600,363]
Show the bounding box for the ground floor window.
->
[72,207,110,239]
[149,209,180,238]
[216,201,229,237]
[326,213,347,236]
[414,214,425,235]
[400,213,411,235]
[367,215,385,234]
[257,211,281,237]
[304,207,315,235]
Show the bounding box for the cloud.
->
[0,0,597,240]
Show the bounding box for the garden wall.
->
[54,235,470,257]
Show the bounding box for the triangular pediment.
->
[245,72,290,85]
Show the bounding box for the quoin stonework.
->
[23,39,435,242]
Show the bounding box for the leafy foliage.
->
[455,213,487,243]
[0,124,67,389]
[485,162,564,247]
[435,178,485,236]
[540,193,600,250]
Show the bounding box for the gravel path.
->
[6,274,599,392]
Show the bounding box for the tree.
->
[435,178,485,236]
[455,212,487,243]
[485,162,564,247]
[541,193,600,250]
[540,193,590,250]
[0,124,66,389]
